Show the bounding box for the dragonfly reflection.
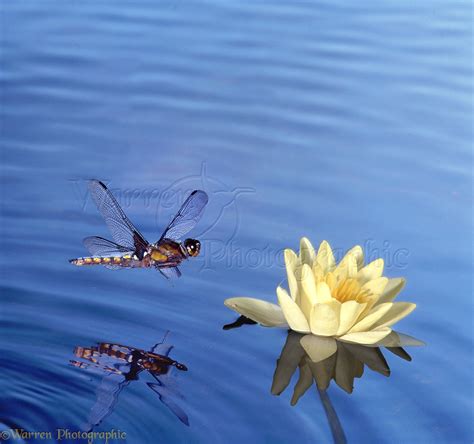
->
[70,180,208,279]
[70,337,189,428]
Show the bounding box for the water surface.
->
[0,1,472,443]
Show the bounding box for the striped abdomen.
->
[69,254,142,267]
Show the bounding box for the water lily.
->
[225,237,423,363]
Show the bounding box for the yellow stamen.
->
[331,278,363,303]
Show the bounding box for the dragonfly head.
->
[184,239,201,257]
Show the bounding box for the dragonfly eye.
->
[184,239,200,257]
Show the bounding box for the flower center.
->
[323,273,371,303]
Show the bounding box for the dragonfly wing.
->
[157,266,182,280]
[88,180,148,258]
[83,236,133,257]
[147,382,189,426]
[159,190,208,242]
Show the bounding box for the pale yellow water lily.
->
[225,237,423,362]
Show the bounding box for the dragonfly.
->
[70,180,209,278]
[70,339,189,427]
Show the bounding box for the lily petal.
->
[277,287,311,333]
[360,276,389,297]
[284,249,299,301]
[374,331,425,347]
[299,264,317,319]
[356,258,384,285]
[338,327,392,345]
[376,278,406,305]
[316,240,336,274]
[336,301,367,336]
[358,277,388,316]
[300,334,337,363]
[348,303,393,333]
[333,253,357,285]
[344,245,364,270]
[224,297,288,327]
[315,281,333,303]
[372,302,416,329]
[299,237,315,267]
[310,300,341,336]
[284,248,298,272]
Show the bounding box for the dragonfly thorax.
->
[147,239,187,264]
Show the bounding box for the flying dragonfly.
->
[70,180,209,278]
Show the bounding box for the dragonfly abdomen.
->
[69,255,139,267]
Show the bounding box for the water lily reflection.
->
[70,337,189,428]
[273,331,415,405]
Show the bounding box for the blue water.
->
[1,1,472,443]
